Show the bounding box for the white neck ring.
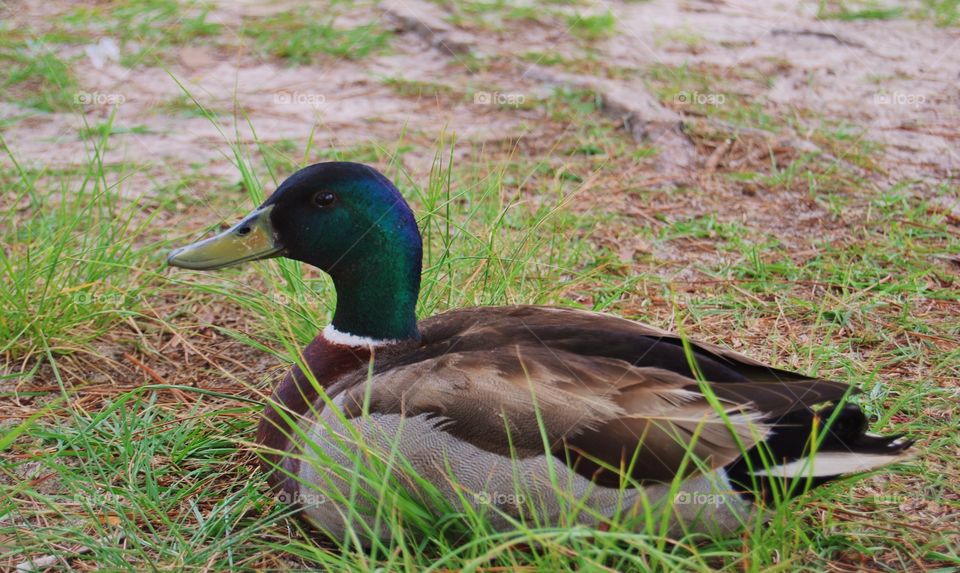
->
[321,324,396,348]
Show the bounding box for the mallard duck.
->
[168,162,914,542]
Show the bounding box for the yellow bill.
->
[167,205,283,270]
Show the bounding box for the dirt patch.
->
[7,0,955,194]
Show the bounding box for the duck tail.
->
[725,403,914,503]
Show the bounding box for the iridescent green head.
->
[168,162,423,342]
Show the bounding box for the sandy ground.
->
[3,0,958,192]
[0,0,960,181]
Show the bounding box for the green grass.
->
[242,9,391,65]
[0,32,77,112]
[0,121,162,361]
[920,0,960,25]
[78,123,154,140]
[447,0,558,31]
[154,94,225,118]
[59,0,222,67]
[567,10,617,41]
[0,0,222,108]
[817,0,960,25]
[645,63,780,131]
[819,5,905,21]
[110,0,221,44]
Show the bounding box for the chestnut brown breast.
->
[257,336,371,491]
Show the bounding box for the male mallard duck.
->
[168,162,913,542]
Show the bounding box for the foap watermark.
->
[72,291,141,306]
[74,91,126,106]
[276,490,327,506]
[474,491,525,506]
[267,292,313,306]
[873,91,926,107]
[474,91,526,107]
[861,493,913,506]
[674,491,729,507]
[72,490,126,505]
[675,91,725,106]
[274,91,326,108]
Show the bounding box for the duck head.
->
[168,162,423,343]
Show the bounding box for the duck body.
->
[263,305,762,540]
[168,162,914,544]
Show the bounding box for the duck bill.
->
[167,205,283,270]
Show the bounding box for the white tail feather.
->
[752,451,911,478]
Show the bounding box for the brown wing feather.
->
[331,306,851,485]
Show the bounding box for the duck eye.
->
[314,191,337,208]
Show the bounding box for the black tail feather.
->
[726,403,913,503]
